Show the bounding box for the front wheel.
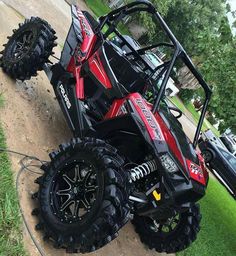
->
[0,17,56,80]
[132,204,201,253]
[32,138,130,253]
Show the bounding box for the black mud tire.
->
[33,138,130,253]
[132,204,201,253]
[0,17,57,81]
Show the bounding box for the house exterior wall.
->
[108,0,124,9]
[177,66,200,90]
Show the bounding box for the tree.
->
[219,17,233,44]
[232,20,236,28]
[162,0,226,56]
[194,14,235,134]
[207,43,236,133]
[138,0,226,54]
[135,0,236,133]
[137,0,176,39]
[178,89,194,103]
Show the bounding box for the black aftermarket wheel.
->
[32,138,130,253]
[132,203,201,253]
[0,17,57,80]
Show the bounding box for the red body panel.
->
[67,8,98,99]
[186,159,206,185]
[105,98,126,118]
[105,93,164,141]
[130,94,164,140]
[154,112,186,168]
[196,151,209,184]
[75,66,84,99]
[88,52,112,89]
[67,8,113,97]
[105,93,186,168]
[105,93,207,185]
[76,9,97,58]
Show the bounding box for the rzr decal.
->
[74,8,97,63]
[134,97,163,140]
[136,98,158,130]
[80,17,91,37]
[77,9,92,37]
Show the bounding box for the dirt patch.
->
[0,1,172,256]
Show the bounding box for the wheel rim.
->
[10,30,34,60]
[146,213,180,235]
[203,151,212,162]
[50,162,99,224]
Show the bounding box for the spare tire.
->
[0,17,57,81]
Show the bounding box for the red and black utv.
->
[0,0,212,254]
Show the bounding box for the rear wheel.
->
[132,204,201,253]
[32,138,130,253]
[0,17,57,80]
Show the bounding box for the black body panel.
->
[50,64,92,138]
[159,109,199,165]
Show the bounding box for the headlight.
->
[160,153,179,173]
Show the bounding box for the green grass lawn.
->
[85,0,130,35]
[85,0,110,17]
[185,102,209,131]
[0,97,26,255]
[169,96,220,137]
[178,178,236,256]
[168,96,186,113]
[185,102,220,136]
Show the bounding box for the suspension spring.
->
[129,160,157,182]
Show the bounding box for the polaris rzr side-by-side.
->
[0,1,212,254]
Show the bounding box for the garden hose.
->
[0,147,47,256]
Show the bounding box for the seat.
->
[102,41,146,94]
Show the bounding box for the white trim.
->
[211,169,235,195]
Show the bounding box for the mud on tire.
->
[0,17,57,81]
[32,137,130,253]
[132,204,201,253]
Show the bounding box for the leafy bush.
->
[178,89,194,103]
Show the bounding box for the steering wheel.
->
[168,106,183,119]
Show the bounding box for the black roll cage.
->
[96,0,212,148]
